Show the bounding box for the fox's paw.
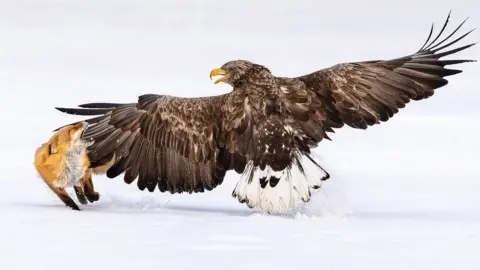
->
[86,192,100,203]
[65,201,81,211]
[57,190,81,211]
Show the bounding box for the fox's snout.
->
[73,121,88,131]
[70,122,88,140]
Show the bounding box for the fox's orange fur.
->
[34,122,101,210]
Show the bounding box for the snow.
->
[1,0,479,269]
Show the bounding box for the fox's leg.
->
[73,185,88,205]
[82,169,100,203]
[45,182,80,211]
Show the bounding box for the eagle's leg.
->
[232,120,329,213]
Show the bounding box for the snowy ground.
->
[1,1,479,269]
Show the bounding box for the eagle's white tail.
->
[232,154,330,213]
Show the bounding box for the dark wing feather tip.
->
[55,107,114,116]
[78,102,125,109]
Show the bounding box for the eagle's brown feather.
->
[57,94,240,194]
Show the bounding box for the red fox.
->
[34,122,101,210]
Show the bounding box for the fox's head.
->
[68,122,88,142]
[51,122,89,154]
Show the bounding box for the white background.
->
[0,1,479,269]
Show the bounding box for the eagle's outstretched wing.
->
[55,93,247,194]
[279,13,476,143]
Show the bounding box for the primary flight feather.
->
[55,13,476,213]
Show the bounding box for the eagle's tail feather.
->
[232,154,329,213]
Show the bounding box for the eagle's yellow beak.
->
[209,68,227,84]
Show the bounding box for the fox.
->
[34,122,102,210]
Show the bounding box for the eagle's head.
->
[209,60,271,87]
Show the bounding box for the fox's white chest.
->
[56,141,90,188]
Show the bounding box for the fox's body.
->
[34,122,101,210]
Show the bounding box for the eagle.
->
[55,13,476,213]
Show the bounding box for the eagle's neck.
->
[229,67,282,118]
